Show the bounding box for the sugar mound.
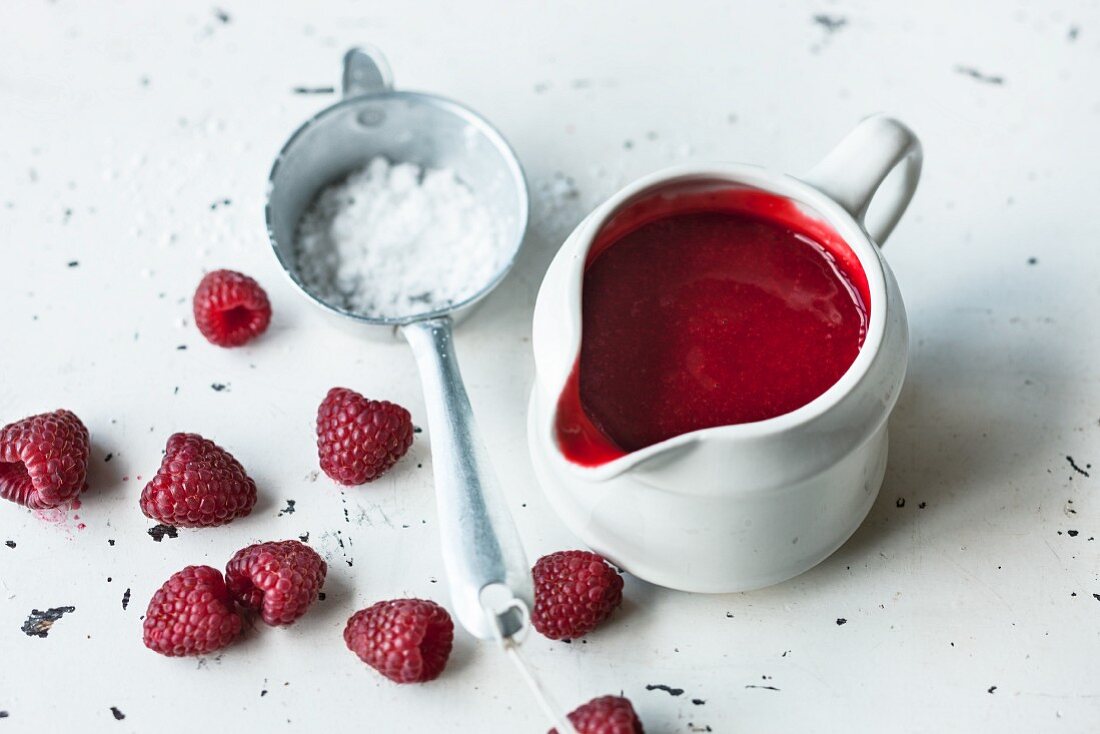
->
[294,157,505,319]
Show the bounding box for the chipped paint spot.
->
[21,606,75,637]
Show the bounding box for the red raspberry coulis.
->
[556,185,870,465]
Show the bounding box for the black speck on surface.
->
[1067,456,1090,477]
[148,524,178,542]
[298,532,309,543]
[4,540,14,549]
[211,383,229,392]
[1092,593,1100,602]
[1068,25,1079,41]
[318,592,326,601]
[292,86,336,95]
[108,539,116,546]
[918,501,927,509]
[67,260,79,268]
[413,426,423,434]
[278,499,296,517]
[1027,257,1038,265]
[745,685,780,691]
[213,7,230,23]
[21,606,75,638]
[209,198,232,211]
[692,698,706,705]
[895,497,906,508]
[105,452,114,463]
[645,684,684,696]
[988,685,997,694]
[1068,530,1079,537]
[122,588,131,610]
[813,14,847,33]
[110,706,125,720]
[954,65,1005,85]
[836,618,848,626]
[177,344,187,350]
[0,711,7,718]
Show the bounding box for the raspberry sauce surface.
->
[555,185,870,466]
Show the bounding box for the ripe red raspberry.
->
[0,410,89,510]
[344,599,454,683]
[316,388,414,485]
[193,269,272,347]
[225,540,327,626]
[551,696,644,734]
[142,565,243,657]
[139,433,257,527]
[531,550,624,640]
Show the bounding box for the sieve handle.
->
[342,46,394,98]
[402,317,533,640]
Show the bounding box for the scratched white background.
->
[1,1,1098,731]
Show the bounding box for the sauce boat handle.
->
[803,113,923,245]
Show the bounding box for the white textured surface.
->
[1,1,1098,732]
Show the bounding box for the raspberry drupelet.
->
[193,269,272,347]
[143,565,243,657]
[139,432,257,528]
[0,409,89,510]
[551,695,644,734]
[531,550,624,640]
[316,387,414,485]
[344,599,454,683]
[226,540,327,626]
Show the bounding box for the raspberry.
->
[0,410,89,510]
[551,696,644,734]
[316,388,414,485]
[531,550,624,640]
[225,540,327,626]
[142,565,243,657]
[139,433,257,527]
[193,269,272,347]
[343,599,453,683]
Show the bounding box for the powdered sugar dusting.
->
[294,157,505,319]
